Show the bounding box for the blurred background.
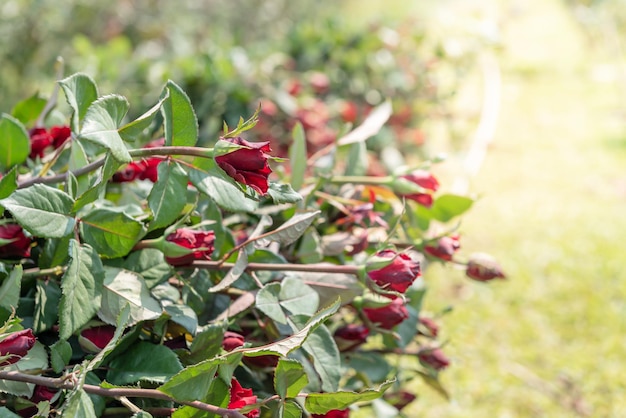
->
[2,0,625,416]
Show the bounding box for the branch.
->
[0,370,247,418]
[189,260,361,275]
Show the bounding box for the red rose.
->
[418,348,450,371]
[0,329,36,366]
[222,331,245,351]
[334,324,370,352]
[395,170,439,208]
[340,101,358,123]
[417,317,439,338]
[424,234,460,261]
[30,385,57,403]
[0,224,32,258]
[49,125,71,149]
[228,378,259,418]
[137,158,162,182]
[367,250,420,293]
[78,325,116,353]
[111,158,162,183]
[28,128,53,159]
[466,253,506,282]
[362,298,409,330]
[164,229,215,266]
[215,137,272,195]
[311,409,350,418]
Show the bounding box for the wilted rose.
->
[418,347,450,371]
[0,329,36,366]
[164,229,216,266]
[362,298,409,329]
[393,170,439,208]
[0,224,32,258]
[367,250,420,293]
[215,137,272,195]
[334,324,370,352]
[424,234,460,261]
[228,378,259,418]
[466,253,506,282]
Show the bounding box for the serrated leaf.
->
[106,341,182,385]
[0,184,75,238]
[148,161,188,231]
[208,249,248,293]
[59,73,99,131]
[289,122,307,191]
[292,271,363,308]
[160,80,198,147]
[33,279,61,333]
[73,155,122,212]
[122,249,171,288]
[79,95,131,163]
[80,208,146,258]
[63,388,97,417]
[304,380,394,414]
[69,140,91,196]
[87,304,131,373]
[171,378,230,418]
[257,211,320,246]
[300,325,340,392]
[336,100,392,146]
[183,324,226,365]
[0,114,30,171]
[275,359,308,399]
[430,194,474,222]
[50,339,72,373]
[243,298,340,357]
[164,304,198,335]
[58,240,105,340]
[119,92,168,142]
[255,278,319,325]
[0,166,18,199]
[280,400,303,418]
[267,183,303,204]
[158,357,222,401]
[11,93,47,126]
[0,266,21,317]
[188,157,258,212]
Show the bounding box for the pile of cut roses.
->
[0,73,503,417]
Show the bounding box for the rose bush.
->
[0,73,504,417]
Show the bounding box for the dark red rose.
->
[30,385,57,403]
[418,317,439,338]
[367,250,420,293]
[466,253,506,282]
[362,298,409,330]
[0,329,36,366]
[165,229,216,266]
[137,158,162,182]
[311,409,350,418]
[424,234,460,261]
[78,325,116,353]
[418,348,450,371]
[28,127,53,159]
[334,324,370,352]
[0,224,32,258]
[215,137,272,195]
[49,125,71,149]
[111,162,143,183]
[384,390,416,411]
[222,331,245,351]
[228,378,259,418]
[243,354,279,369]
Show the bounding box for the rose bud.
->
[0,224,32,258]
[340,101,358,123]
[418,347,450,371]
[392,170,439,208]
[424,234,460,261]
[137,158,162,183]
[362,298,409,330]
[384,390,417,411]
[28,127,52,158]
[0,329,36,366]
[311,409,350,418]
[164,229,216,266]
[111,161,143,183]
[417,317,439,338]
[228,378,259,418]
[466,253,506,282]
[215,137,272,195]
[78,325,116,353]
[367,250,420,293]
[49,125,72,149]
[334,324,370,352]
[222,331,245,351]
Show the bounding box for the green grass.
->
[369,0,626,417]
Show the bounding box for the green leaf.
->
[98,267,162,326]
[257,211,320,246]
[0,343,48,396]
[73,155,122,212]
[345,141,368,176]
[430,194,474,222]
[289,122,307,191]
[160,80,198,147]
[0,184,75,238]
[0,166,18,199]
[0,407,21,418]
[182,324,226,365]
[208,249,248,293]
[107,341,183,385]
[280,400,303,418]
[0,266,21,318]
[119,93,168,142]
[345,352,392,383]
[164,304,198,335]
[33,280,61,333]
[59,73,99,131]
[122,249,171,289]
[63,388,97,418]
[295,271,363,308]
[148,161,188,231]
[0,114,30,170]
[11,93,47,126]
[300,324,340,392]
[58,240,104,339]
[158,357,222,401]
[171,378,230,418]
[413,204,432,230]
[255,283,286,324]
[304,380,394,414]
[275,359,308,399]
[80,208,146,258]
[79,95,132,163]
[69,140,91,197]
[50,339,72,373]
[267,183,303,204]
[244,298,340,357]
[256,277,319,325]
[188,157,258,212]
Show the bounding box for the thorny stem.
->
[22,266,67,279]
[189,260,362,275]
[0,370,248,418]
